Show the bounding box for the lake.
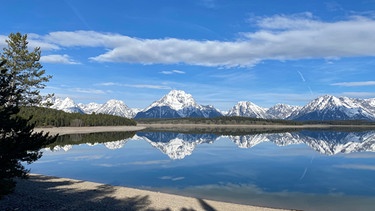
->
[29,129,375,210]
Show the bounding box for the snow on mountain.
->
[49,97,84,113]
[104,139,129,150]
[147,90,196,111]
[227,101,271,119]
[131,108,143,115]
[355,98,375,115]
[78,102,102,114]
[266,104,301,119]
[46,97,136,118]
[291,95,375,121]
[95,99,136,118]
[43,91,375,121]
[48,144,73,152]
[135,90,222,118]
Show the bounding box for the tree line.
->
[18,106,137,127]
[136,116,303,125]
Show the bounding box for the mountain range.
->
[44,90,375,121]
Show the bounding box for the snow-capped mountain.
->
[49,97,84,113]
[47,97,136,118]
[290,95,375,121]
[135,90,222,118]
[227,101,271,119]
[43,91,375,121]
[95,99,136,118]
[266,104,301,119]
[78,102,102,114]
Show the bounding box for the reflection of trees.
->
[47,131,136,150]
[140,127,302,135]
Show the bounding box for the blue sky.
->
[1,0,375,111]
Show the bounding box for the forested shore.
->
[19,106,137,127]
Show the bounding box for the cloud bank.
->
[3,13,375,67]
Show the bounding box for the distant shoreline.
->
[34,123,375,135]
[33,125,146,135]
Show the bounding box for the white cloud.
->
[331,81,375,87]
[70,88,106,94]
[252,12,320,30]
[160,70,186,74]
[6,14,375,68]
[40,54,79,64]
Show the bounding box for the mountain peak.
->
[49,97,84,113]
[291,95,375,121]
[136,90,222,118]
[267,103,301,119]
[95,99,135,118]
[227,101,270,119]
[149,89,197,111]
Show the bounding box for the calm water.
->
[29,129,375,210]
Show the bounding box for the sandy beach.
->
[0,174,288,211]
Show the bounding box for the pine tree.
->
[1,32,52,105]
[0,60,57,197]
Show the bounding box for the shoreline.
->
[0,174,288,211]
[33,123,375,135]
[33,125,146,135]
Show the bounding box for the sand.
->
[0,174,288,211]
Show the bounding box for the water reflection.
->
[230,130,375,155]
[48,129,375,159]
[137,132,219,159]
[36,129,375,210]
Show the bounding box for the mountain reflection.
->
[48,130,375,159]
[137,132,219,159]
[229,130,375,155]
